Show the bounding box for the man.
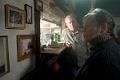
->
[75,8,120,80]
[59,14,88,80]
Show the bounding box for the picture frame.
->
[0,36,10,77]
[5,4,26,29]
[35,0,43,12]
[24,4,32,24]
[17,35,35,62]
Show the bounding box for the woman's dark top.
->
[75,34,120,80]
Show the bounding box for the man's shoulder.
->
[62,28,69,31]
[62,28,69,33]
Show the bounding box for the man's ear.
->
[100,23,108,33]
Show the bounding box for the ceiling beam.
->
[91,0,96,9]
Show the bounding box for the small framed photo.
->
[17,35,35,62]
[5,4,26,29]
[35,0,43,12]
[0,36,10,77]
[24,4,32,24]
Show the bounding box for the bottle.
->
[53,33,56,41]
[55,33,60,42]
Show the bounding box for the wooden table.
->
[41,45,66,55]
[40,45,66,67]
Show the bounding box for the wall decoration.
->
[5,4,26,29]
[0,36,10,77]
[24,4,32,24]
[17,35,35,62]
[35,0,43,12]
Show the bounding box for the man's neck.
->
[73,30,78,33]
[68,27,79,33]
[72,30,78,34]
[72,27,79,33]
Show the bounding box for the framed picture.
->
[24,4,32,24]
[17,35,35,62]
[5,4,26,29]
[35,0,43,12]
[0,36,10,77]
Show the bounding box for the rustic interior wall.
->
[41,0,66,26]
[0,0,35,80]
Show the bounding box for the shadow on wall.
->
[0,65,5,74]
[116,26,120,40]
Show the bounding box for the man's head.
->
[82,8,115,42]
[65,14,78,32]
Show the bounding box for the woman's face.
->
[82,16,102,42]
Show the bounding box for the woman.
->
[75,8,120,80]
